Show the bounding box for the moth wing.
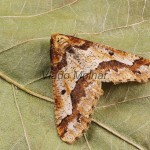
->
[50,34,104,143]
[50,34,150,143]
[94,45,150,84]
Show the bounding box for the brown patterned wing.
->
[50,34,104,143]
[94,46,150,84]
[50,34,150,143]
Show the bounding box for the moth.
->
[50,33,150,144]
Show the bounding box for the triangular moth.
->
[50,34,150,144]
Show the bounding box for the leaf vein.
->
[0,71,54,103]
[12,85,31,150]
[0,0,78,18]
[84,133,91,150]
[77,20,148,35]
[92,119,144,150]
[96,95,150,109]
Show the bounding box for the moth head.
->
[51,34,70,65]
[52,34,69,53]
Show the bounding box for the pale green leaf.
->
[0,0,150,150]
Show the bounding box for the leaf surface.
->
[0,0,150,149]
